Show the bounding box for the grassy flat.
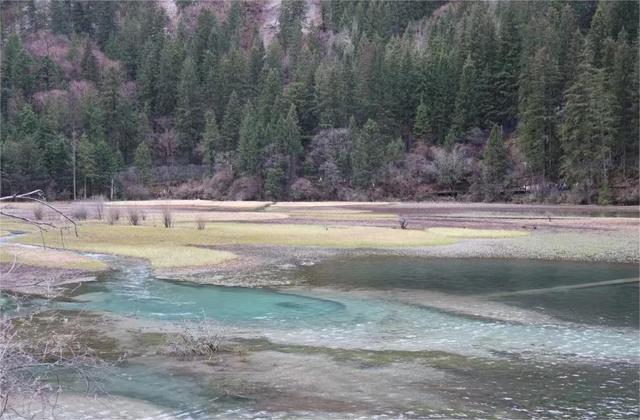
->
[13,222,455,269]
[0,245,107,271]
[427,227,529,239]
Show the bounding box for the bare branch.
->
[0,190,78,237]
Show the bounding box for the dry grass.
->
[0,245,107,271]
[426,227,529,239]
[283,210,395,220]
[271,201,391,208]
[107,200,273,210]
[14,222,454,270]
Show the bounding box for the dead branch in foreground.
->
[0,191,118,419]
[0,190,78,249]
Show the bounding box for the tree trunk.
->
[72,131,77,201]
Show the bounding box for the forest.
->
[1,0,638,204]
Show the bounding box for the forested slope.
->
[1,0,638,203]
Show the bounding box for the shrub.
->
[126,207,141,226]
[161,207,173,228]
[107,207,120,225]
[70,205,88,220]
[290,178,319,201]
[91,195,105,220]
[32,205,46,221]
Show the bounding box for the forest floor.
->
[1,200,638,294]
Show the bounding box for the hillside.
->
[1,0,638,204]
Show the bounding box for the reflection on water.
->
[42,255,640,418]
[302,256,639,327]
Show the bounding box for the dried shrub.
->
[227,176,260,200]
[126,207,141,226]
[0,306,116,417]
[70,204,88,220]
[161,207,173,228]
[32,205,46,221]
[107,207,120,225]
[196,217,206,230]
[91,195,105,220]
[164,321,222,360]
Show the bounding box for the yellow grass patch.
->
[270,201,390,208]
[13,222,454,269]
[0,245,107,271]
[107,200,273,210]
[427,227,529,239]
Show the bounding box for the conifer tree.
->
[134,141,153,184]
[560,46,616,202]
[201,110,221,172]
[482,125,508,200]
[81,41,100,82]
[352,119,383,189]
[237,103,261,176]
[449,55,479,140]
[175,56,203,161]
[413,99,429,139]
[220,91,242,151]
[518,47,561,189]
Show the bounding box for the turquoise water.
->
[57,257,639,363]
[41,255,639,418]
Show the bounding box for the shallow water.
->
[33,255,640,418]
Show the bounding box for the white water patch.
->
[253,295,639,364]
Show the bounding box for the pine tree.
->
[134,141,153,184]
[492,3,521,125]
[385,137,405,164]
[155,39,182,115]
[482,125,508,200]
[449,54,479,140]
[518,47,561,190]
[352,119,383,189]
[44,133,70,181]
[77,134,97,198]
[175,56,203,161]
[237,103,262,176]
[560,46,616,203]
[81,41,100,82]
[201,110,221,172]
[413,99,429,139]
[220,91,242,151]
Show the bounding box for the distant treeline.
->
[1,0,638,203]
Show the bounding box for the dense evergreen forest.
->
[1,0,638,204]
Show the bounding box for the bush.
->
[290,178,319,201]
[32,205,46,221]
[91,195,105,220]
[161,207,173,228]
[70,204,88,220]
[227,176,260,200]
[107,207,120,225]
[126,207,141,226]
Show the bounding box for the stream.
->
[7,252,640,418]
